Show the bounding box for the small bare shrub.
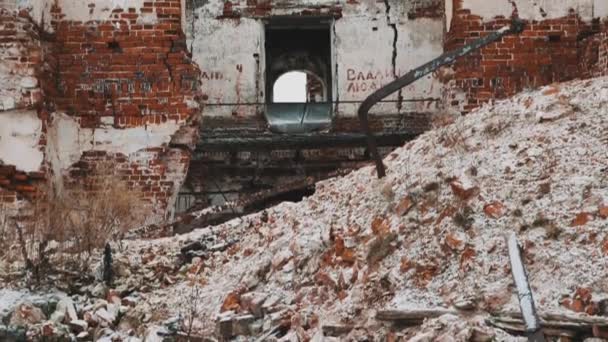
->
[180,284,204,339]
[2,164,142,284]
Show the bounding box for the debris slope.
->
[1,77,607,341]
[124,76,608,340]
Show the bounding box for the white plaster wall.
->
[15,0,52,29]
[189,0,446,118]
[190,18,263,117]
[595,0,608,18]
[56,0,149,22]
[395,18,445,113]
[0,110,43,173]
[46,113,183,172]
[460,0,594,21]
[0,0,42,111]
[334,16,395,116]
[445,0,453,32]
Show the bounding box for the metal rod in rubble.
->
[507,233,546,342]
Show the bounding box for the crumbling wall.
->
[41,0,201,223]
[0,1,47,214]
[188,0,445,120]
[183,0,446,211]
[2,0,607,222]
[445,0,608,112]
[0,0,201,224]
[594,24,608,76]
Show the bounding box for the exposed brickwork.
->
[39,0,201,221]
[0,165,45,200]
[407,0,444,19]
[66,148,190,219]
[445,7,596,112]
[47,1,199,129]
[595,27,608,76]
[215,0,343,19]
[0,3,46,210]
[0,6,43,111]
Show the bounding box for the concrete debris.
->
[1,76,608,340]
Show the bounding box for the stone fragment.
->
[1,97,15,111]
[395,196,414,216]
[272,250,293,270]
[445,232,465,251]
[107,290,121,305]
[483,201,506,219]
[598,205,608,219]
[449,181,479,201]
[453,298,477,311]
[91,283,108,298]
[262,295,281,314]
[19,76,38,89]
[95,308,115,325]
[571,212,592,226]
[232,314,255,336]
[69,320,88,333]
[122,294,139,307]
[51,297,78,323]
[9,303,46,326]
[76,331,89,340]
[241,292,268,318]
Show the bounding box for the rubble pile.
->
[1,76,607,340]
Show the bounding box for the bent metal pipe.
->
[357,18,525,178]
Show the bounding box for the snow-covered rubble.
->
[1,77,607,340]
[122,77,607,340]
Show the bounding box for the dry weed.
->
[1,164,141,284]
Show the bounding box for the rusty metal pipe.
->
[358,19,525,178]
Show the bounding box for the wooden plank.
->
[376,309,457,322]
[495,310,608,327]
[322,324,355,337]
[487,318,578,338]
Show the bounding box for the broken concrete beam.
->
[241,292,268,318]
[232,314,256,336]
[322,324,355,337]
[506,233,545,342]
[216,312,235,341]
[376,308,457,323]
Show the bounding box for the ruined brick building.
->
[0,0,607,225]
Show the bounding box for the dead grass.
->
[0,164,141,284]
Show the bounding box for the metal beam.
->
[196,131,417,152]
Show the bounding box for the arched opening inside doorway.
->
[272,70,326,103]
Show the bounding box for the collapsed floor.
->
[1,76,608,341]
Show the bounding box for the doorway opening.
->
[264,17,333,133]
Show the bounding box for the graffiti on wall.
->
[345,68,406,94]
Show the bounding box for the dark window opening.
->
[264,17,333,133]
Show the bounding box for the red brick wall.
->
[445,6,596,113]
[47,0,198,128]
[39,0,201,221]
